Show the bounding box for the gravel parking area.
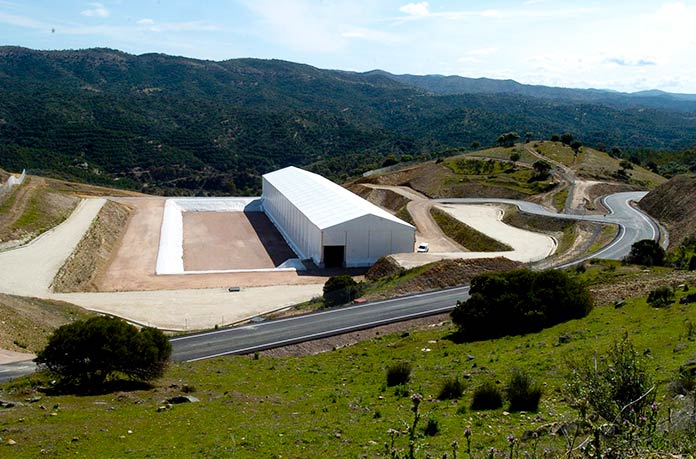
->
[183,211,296,271]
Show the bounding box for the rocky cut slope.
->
[640,173,696,249]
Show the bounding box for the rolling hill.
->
[1,47,695,194]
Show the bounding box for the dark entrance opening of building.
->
[323,245,345,268]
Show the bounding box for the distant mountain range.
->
[368,71,696,108]
[0,46,695,195]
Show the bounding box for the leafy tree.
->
[451,269,593,340]
[35,316,171,387]
[531,160,551,180]
[510,152,521,162]
[470,141,480,149]
[323,274,362,306]
[560,133,574,145]
[382,155,399,167]
[496,132,519,148]
[619,159,634,170]
[550,134,561,142]
[646,160,659,173]
[570,140,583,153]
[525,132,533,143]
[624,239,665,266]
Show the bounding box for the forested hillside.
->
[1,47,695,195]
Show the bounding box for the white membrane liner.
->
[155,197,304,275]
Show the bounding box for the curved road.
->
[170,191,659,362]
[0,191,661,378]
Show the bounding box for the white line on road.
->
[183,304,457,362]
[171,286,470,342]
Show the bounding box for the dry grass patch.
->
[52,200,133,292]
[0,294,93,353]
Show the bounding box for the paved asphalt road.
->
[171,191,660,362]
[171,287,469,361]
[0,191,661,378]
[0,360,38,383]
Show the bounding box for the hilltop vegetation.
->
[0,47,692,194]
[2,263,696,457]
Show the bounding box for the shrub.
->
[506,368,542,412]
[386,362,412,387]
[322,275,362,307]
[510,152,521,162]
[647,286,674,308]
[35,316,171,388]
[565,337,655,428]
[451,269,593,341]
[624,239,665,267]
[438,376,465,400]
[423,416,440,436]
[471,380,503,411]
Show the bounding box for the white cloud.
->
[604,57,657,67]
[467,47,499,56]
[341,28,402,44]
[137,18,154,26]
[399,2,430,17]
[80,2,110,18]
[457,56,481,63]
[148,21,220,33]
[0,10,45,28]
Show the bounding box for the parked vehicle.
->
[416,242,429,253]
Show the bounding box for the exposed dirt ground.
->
[97,199,333,292]
[365,257,522,301]
[259,314,451,358]
[183,211,296,271]
[0,177,78,247]
[362,184,462,252]
[346,184,410,212]
[0,293,93,354]
[52,200,134,292]
[640,174,696,249]
[590,271,696,306]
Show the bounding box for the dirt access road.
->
[0,198,324,331]
[363,184,463,252]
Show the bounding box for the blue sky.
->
[1,1,696,93]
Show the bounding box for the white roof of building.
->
[262,166,415,230]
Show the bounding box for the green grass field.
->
[3,264,696,458]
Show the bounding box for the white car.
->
[416,242,429,253]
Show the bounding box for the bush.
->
[35,316,171,388]
[647,286,674,307]
[451,269,593,341]
[471,380,503,411]
[438,376,465,400]
[386,362,412,387]
[624,239,665,267]
[565,337,655,428]
[510,152,521,162]
[322,275,362,307]
[423,416,440,436]
[506,368,542,412]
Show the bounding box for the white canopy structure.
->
[262,167,415,267]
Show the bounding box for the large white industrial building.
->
[262,167,415,268]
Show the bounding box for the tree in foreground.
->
[624,239,665,267]
[451,269,593,341]
[35,316,171,388]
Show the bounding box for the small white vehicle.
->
[416,242,429,253]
